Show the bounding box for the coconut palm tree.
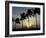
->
[34,8,40,28]
[20,12,26,29]
[15,18,20,24]
[15,18,20,28]
[26,9,32,26]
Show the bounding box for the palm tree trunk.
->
[35,14,37,28]
[32,14,34,28]
[15,22,16,28]
[22,20,23,29]
[36,15,37,28]
[28,17,29,26]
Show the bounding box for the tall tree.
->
[26,9,32,26]
[15,18,20,28]
[20,12,26,29]
[34,8,40,28]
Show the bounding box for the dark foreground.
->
[12,28,40,31]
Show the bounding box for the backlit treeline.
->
[12,8,40,29]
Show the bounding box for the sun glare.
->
[25,22,32,28]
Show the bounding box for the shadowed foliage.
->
[34,8,40,15]
[34,8,40,27]
[20,12,26,20]
[26,9,32,17]
[26,9,32,26]
[20,12,26,29]
[15,18,20,24]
